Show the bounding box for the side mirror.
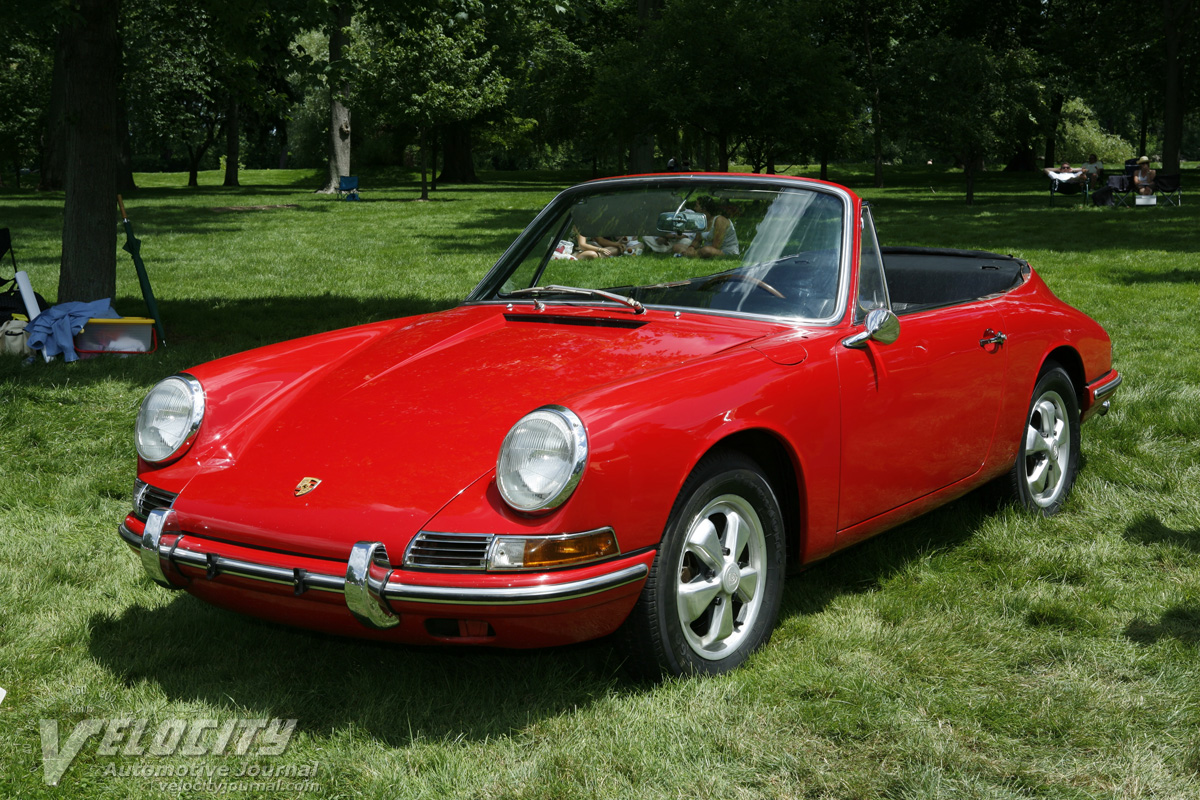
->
[842,307,900,349]
[657,210,708,233]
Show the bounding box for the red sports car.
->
[121,174,1120,677]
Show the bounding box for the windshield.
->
[474,180,848,321]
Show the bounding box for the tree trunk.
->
[187,144,200,187]
[419,129,429,201]
[430,129,438,192]
[820,155,829,181]
[1006,145,1038,172]
[963,156,982,206]
[318,3,352,193]
[437,121,478,183]
[717,133,729,172]
[116,98,136,191]
[630,133,655,174]
[1160,0,1187,174]
[862,16,884,188]
[633,0,665,173]
[115,25,135,191]
[1042,92,1064,168]
[1138,99,1149,156]
[39,31,69,192]
[278,122,289,169]
[185,120,217,187]
[58,0,119,304]
[223,96,240,187]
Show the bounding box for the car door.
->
[835,208,1007,533]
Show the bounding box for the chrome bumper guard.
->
[1091,371,1122,401]
[1086,371,1122,418]
[124,509,648,630]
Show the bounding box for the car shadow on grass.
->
[86,597,632,746]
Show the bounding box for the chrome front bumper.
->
[122,509,649,631]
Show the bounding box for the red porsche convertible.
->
[121,174,1120,677]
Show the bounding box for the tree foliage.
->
[0,0,1197,299]
[0,37,53,185]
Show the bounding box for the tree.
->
[895,35,1041,204]
[730,1,860,176]
[0,35,53,187]
[58,0,120,303]
[230,10,306,174]
[352,9,507,197]
[1158,0,1198,174]
[427,1,578,183]
[593,0,744,172]
[124,0,225,186]
[316,2,353,193]
[844,0,914,187]
[39,36,69,192]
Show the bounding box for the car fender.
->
[426,340,842,560]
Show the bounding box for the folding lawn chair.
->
[1049,176,1087,205]
[1154,173,1181,206]
[0,228,15,272]
[1106,175,1133,208]
[337,175,360,201]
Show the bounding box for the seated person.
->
[1133,156,1156,195]
[1044,162,1085,183]
[674,198,739,259]
[1080,153,1104,185]
[573,228,623,260]
[644,232,694,252]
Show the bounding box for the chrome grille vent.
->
[132,480,178,521]
[404,532,494,570]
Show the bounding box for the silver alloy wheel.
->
[675,493,766,660]
[1023,389,1072,507]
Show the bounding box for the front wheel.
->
[623,452,786,678]
[1009,364,1081,515]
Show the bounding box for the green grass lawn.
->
[1,164,1198,799]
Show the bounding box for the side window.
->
[856,205,890,322]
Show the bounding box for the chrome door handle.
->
[979,330,1007,348]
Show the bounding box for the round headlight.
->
[135,375,205,464]
[496,406,588,513]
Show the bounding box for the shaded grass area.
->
[1,165,1198,798]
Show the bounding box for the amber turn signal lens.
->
[523,530,618,568]
[489,529,619,570]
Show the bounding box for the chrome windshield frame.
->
[465,174,857,328]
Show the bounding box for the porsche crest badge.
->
[294,477,322,497]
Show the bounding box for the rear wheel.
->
[1009,364,1080,515]
[623,451,786,678]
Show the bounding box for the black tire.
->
[1008,364,1081,516]
[622,451,786,679]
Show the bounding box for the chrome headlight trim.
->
[135,374,205,464]
[495,405,588,514]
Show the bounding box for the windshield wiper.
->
[506,285,646,315]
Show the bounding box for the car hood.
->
[173,304,778,560]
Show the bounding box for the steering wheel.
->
[700,273,787,299]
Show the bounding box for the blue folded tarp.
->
[26,300,120,362]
